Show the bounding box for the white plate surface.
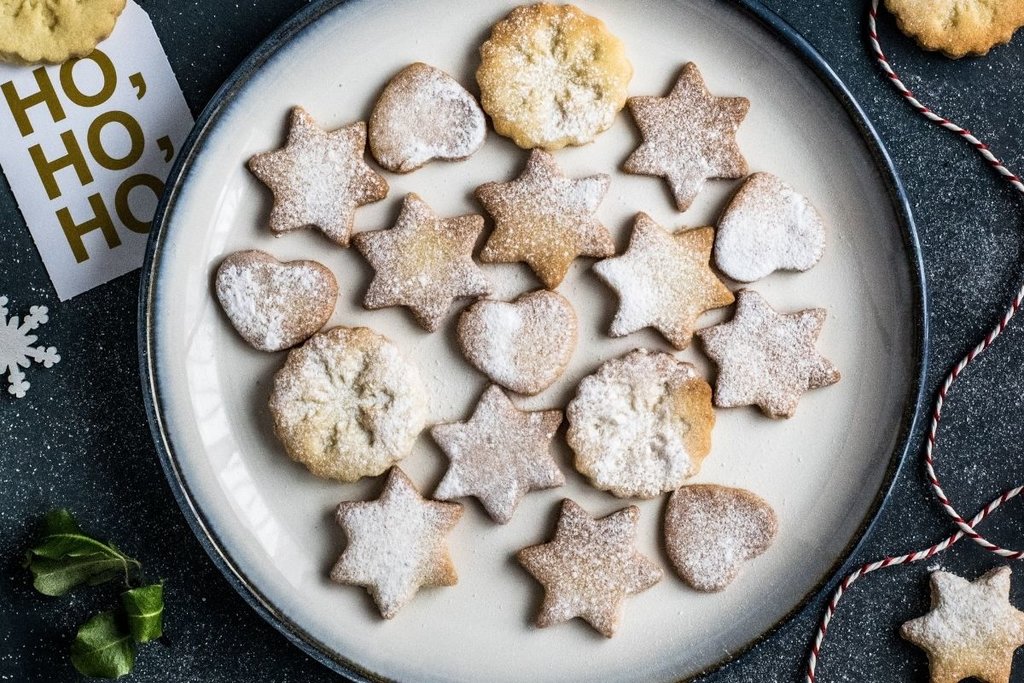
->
[147,1,921,681]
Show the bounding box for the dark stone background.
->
[2,1,1024,681]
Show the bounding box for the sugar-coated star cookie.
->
[697,289,840,419]
[517,499,662,637]
[901,567,1024,683]
[215,250,337,352]
[714,172,826,283]
[593,212,734,349]
[663,485,778,592]
[432,385,564,524]
[369,62,487,173]
[566,349,715,499]
[476,3,633,150]
[885,0,1024,58]
[331,467,463,619]
[623,63,749,211]
[353,193,491,332]
[476,149,614,289]
[248,107,388,246]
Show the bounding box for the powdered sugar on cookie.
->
[714,173,826,283]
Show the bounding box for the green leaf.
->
[70,611,136,679]
[121,584,164,643]
[25,509,140,596]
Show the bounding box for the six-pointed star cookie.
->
[353,193,492,331]
[517,499,662,637]
[432,385,564,524]
[593,212,734,349]
[248,107,388,246]
[697,289,840,418]
[623,62,749,211]
[901,567,1024,683]
[476,149,615,289]
[331,467,463,619]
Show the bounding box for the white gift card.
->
[0,1,194,301]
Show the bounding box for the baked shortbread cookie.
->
[369,62,486,173]
[714,173,826,283]
[432,385,564,524]
[457,290,577,395]
[332,467,463,619]
[517,499,662,637]
[623,63,749,211]
[885,0,1024,58]
[697,289,840,419]
[476,3,632,150]
[901,567,1024,683]
[248,107,388,246]
[269,327,428,481]
[566,349,715,499]
[476,149,614,289]
[353,193,491,332]
[663,484,778,592]
[0,0,126,64]
[593,213,734,350]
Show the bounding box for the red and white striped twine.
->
[805,1,1024,681]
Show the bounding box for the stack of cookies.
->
[212,2,840,637]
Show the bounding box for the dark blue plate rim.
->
[138,1,929,681]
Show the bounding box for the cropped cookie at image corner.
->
[0,0,126,64]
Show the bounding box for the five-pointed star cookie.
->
[517,499,662,637]
[476,149,615,289]
[623,62,749,211]
[432,385,564,524]
[696,289,840,418]
[593,212,734,349]
[248,107,388,246]
[353,193,492,331]
[331,467,463,619]
[901,567,1024,683]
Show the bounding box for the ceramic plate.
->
[140,1,927,681]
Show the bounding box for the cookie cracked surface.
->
[432,385,564,524]
[593,212,734,350]
[248,107,388,246]
[476,149,614,289]
[623,62,749,211]
[885,0,1024,58]
[0,0,126,64]
[332,467,463,619]
[517,499,662,637]
[476,3,632,150]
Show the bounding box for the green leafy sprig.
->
[25,510,165,679]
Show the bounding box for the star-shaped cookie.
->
[593,212,734,349]
[353,193,492,331]
[330,467,463,619]
[476,149,614,289]
[432,385,564,524]
[517,499,662,637]
[623,62,749,211]
[248,106,388,246]
[901,567,1024,683]
[696,289,840,418]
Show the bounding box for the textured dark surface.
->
[2,1,1024,681]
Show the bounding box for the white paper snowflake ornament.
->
[0,295,60,399]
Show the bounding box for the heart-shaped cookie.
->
[369,62,487,173]
[713,172,826,283]
[663,484,778,592]
[457,290,577,395]
[215,250,337,352]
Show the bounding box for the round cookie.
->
[369,62,486,173]
[269,326,428,481]
[566,349,715,499]
[0,0,126,64]
[885,0,1024,58]
[476,3,633,150]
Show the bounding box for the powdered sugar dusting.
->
[566,349,715,498]
[714,172,826,282]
